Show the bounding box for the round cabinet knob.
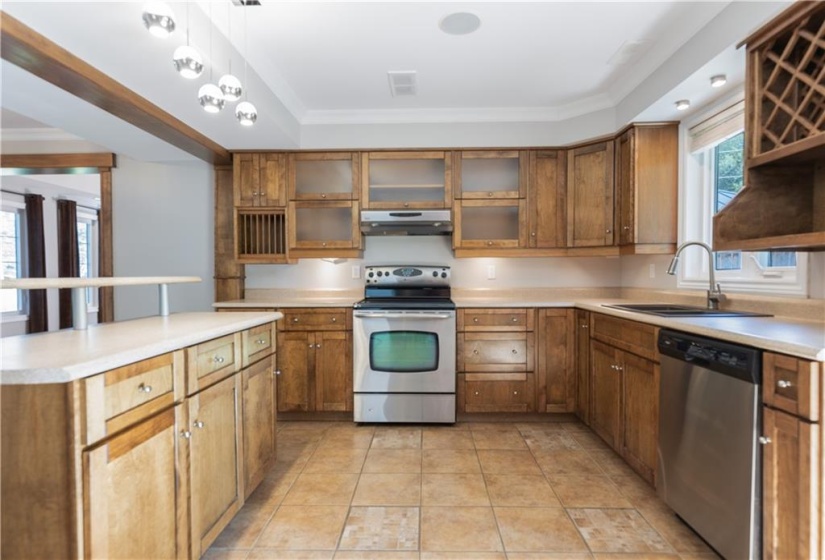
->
[623,226,630,230]
[322,242,327,247]
[582,324,589,329]
[474,391,479,396]
[759,436,772,445]
[487,241,493,246]
[213,356,225,364]
[331,317,337,322]
[256,339,266,345]
[777,380,793,389]
[473,318,479,323]
[321,193,327,199]
[138,383,153,393]
[193,420,205,429]
[181,430,192,440]
[316,344,322,349]
[473,349,479,355]
[531,232,536,237]
[293,317,299,322]
[511,349,518,354]
[513,391,519,395]
[275,370,282,376]
[403,202,410,208]
[488,192,494,197]
[511,317,518,322]
[605,229,612,234]
[308,343,314,348]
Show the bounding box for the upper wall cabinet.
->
[714,3,825,251]
[362,151,451,209]
[453,151,527,199]
[288,152,360,201]
[234,153,287,207]
[529,150,567,249]
[615,124,679,254]
[567,141,615,247]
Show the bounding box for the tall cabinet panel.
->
[567,141,614,247]
[536,308,575,413]
[529,150,567,248]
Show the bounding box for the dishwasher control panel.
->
[658,329,761,383]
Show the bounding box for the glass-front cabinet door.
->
[453,199,527,249]
[362,151,451,209]
[454,151,527,199]
[289,152,360,201]
[288,201,360,256]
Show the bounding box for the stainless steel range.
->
[353,265,456,423]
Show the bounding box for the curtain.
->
[689,100,745,153]
[24,194,47,333]
[57,199,79,329]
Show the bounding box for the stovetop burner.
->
[357,265,454,310]
[354,297,456,311]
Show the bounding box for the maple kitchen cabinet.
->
[762,352,823,559]
[453,199,528,250]
[453,150,527,199]
[615,123,679,254]
[536,308,576,413]
[567,140,615,248]
[287,200,361,258]
[529,150,567,249]
[288,152,360,201]
[276,308,353,413]
[233,153,287,208]
[362,151,451,209]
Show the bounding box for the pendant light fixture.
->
[236,4,257,126]
[219,1,243,102]
[142,2,176,38]
[198,2,225,113]
[172,2,203,79]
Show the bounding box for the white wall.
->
[245,236,622,291]
[112,157,214,320]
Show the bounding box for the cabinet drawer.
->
[187,333,242,395]
[764,352,820,421]
[464,373,534,412]
[458,332,534,372]
[84,351,185,446]
[243,323,275,367]
[458,308,533,331]
[280,308,351,331]
[591,313,658,361]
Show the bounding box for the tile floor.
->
[205,420,721,560]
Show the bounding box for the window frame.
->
[76,206,100,312]
[677,92,808,296]
[0,193,29,322]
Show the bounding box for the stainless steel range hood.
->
[360,210,452,236]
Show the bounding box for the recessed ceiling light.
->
[439,12,481,36]
[710,74,727,88]
[675,99,690,111]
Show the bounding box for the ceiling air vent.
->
[388,71,418,97]
[231,0,261,6]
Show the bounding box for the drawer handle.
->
[473,318,479,323]
[511,349,518,354]
[213,356,225,364]
[623,226,630,231]
[181,430,192,440]
[511,317,518,322]
[256,338,267,345]
[777,380,793,389]
[138,383,153,394]
[581,325,589,329]
[759,436,772,445]
[473,349,479,355]
[193,420,205,429]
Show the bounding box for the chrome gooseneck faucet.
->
[667,241,725,310]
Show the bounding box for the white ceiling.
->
[0,1,791,159]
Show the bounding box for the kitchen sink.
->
[603,303,773,318]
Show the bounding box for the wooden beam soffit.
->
[0,11,231,165]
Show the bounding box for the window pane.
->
[1,210,21,312]
[714,132,745,213]
[715,251,741,271]
[369,331,439,372]
[768,251,796,267]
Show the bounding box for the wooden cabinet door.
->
[234,153,259,207]
[590,340,621,450]
[188,375,242,558]
[259,153,287,207]
[314,331,353,412]
[276,331,313,412]
[85,405,188,560]
[536,309,575,413]
[362,151,451,209]
[529,150,567,248]
[567,141,614,247]
[763,407,820,560]
[616,129,635,245]
[453,199,527,249]
[575,310,590,425]
[287,200,360,254]
[464,373,534,412]
[621,351,658,484]
[289,152,359,201]
[242,355,276,499]
[454,150,526,199]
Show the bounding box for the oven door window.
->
[370,330,439,372]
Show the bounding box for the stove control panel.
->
[365,265,451,286]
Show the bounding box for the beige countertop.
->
[1,311,282,385]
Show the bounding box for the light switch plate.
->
[352,265,361,279]
[649,263,656,279]
[487,265,496,280]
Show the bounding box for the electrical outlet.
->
[487,265,496,280]
[649,263,656,279]
[351,265,360,279]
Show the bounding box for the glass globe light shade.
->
[142,2,176,38]
[219,74,243,102]
[172,45,204,79]
[236,101,258,126]
[198,83,226,113]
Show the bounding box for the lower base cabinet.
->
[243,355,276,498]
[590,340,622,449]
[277,331,352,412]
[462,373,535,412]
[621,351,658,482]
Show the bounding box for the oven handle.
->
[353,310,454,320]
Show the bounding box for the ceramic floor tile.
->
[515,422,570,435]
[532,449,605,477]
[421,473,490,506]
[212,500,276,548]
[472,430,529,450]
[316,427,375,450]
[335,552,420,559]
[202,549,251,560]
[523,432,583,452]
[484,474,561,507]
[256,505,349,550]
[422,449,481,473]
[477,450,542,475]
[303,447,368,474]
[591,554,679,560]
[547,475,631,508]
[277,442,318,465]
[248,551,334,560]
[570,431,612,450]
[282,473,359,506]
[636,503,717,555]
[610,474,660,508]
[245,465,301,508]
[422,429,475,449]
[494,507,588,553]
[568,508,673,554]
[421,553,505,560]
[352,474,421,506]
[338,506,419,551]
[468,422,521,432]
[505,553,593,559]
[420,506,503,552]
[586,449,640,478]
[563,422,595,434]
[362,449,422,473]
[372,428,423,449]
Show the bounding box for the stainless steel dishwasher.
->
[657,329,761,560]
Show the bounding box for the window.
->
[679,97,807,295]
[77,208,99,309]
[0,196,27,316]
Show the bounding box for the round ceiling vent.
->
[439,12,481,36]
